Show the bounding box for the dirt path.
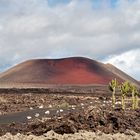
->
[0,106,83,124]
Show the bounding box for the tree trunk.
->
[135,95,139,109]
[122,95,125,111]
[132,92,135,110]
[112,90,115,109]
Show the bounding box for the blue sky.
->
[47,0,118,7]
[0,0,140,80]
[47,0,71,6]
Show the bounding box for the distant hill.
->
[0,57,139,87]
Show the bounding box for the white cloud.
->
[104,49,140,80]
[0,0,140,79]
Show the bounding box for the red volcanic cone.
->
[0,57,139,87]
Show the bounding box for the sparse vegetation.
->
[120,81,130,111]
[134,89,139,109]
[129,84,135,110]
[109,79,139,111]
[56,102,70,109]
[108,78,117,109]
[129,84,139,110]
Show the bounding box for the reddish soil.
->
[0,57,126,85]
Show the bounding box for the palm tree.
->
[109,78,117,109]
[129,84,135,110]
[120,81,130,111]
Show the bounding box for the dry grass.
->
[56,102,70,109]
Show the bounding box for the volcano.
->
[0,57,139,87]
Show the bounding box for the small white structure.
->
[29,107,33,110]
[49,104,52,108]
[115,101,121,105]
[45,110,50,115]
[27,116,32,120]
[39,105,43,109]
[59,109,63,112]
[35,113,40,117]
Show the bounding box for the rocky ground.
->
[0,92,140,139]
[1,130,140,140]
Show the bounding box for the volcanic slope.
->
[105,63,139,87]
[0,57,138,86]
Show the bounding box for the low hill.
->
[0,57,139,87]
